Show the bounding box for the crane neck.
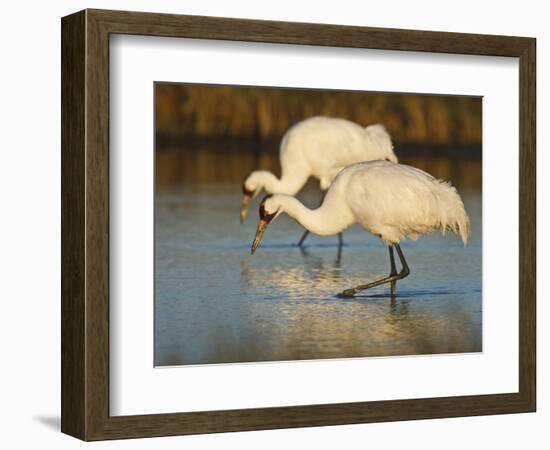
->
[277,195,353,236]
[254,171,308,196]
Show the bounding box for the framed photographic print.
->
[61,9,536,440]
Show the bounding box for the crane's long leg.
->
[339,244,410,298]
[389,245,397,296]
[297,229,310,247]
[335,239,343,265]
[298,193,320,247]
[298,230,344,248]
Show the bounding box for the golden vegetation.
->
[156,83,482,146]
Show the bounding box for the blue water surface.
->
[154,186,482,366]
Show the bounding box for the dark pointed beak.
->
[240,194,252,223]
[251,220,268,254]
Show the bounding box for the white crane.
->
[250,161,470,297]
[240,116,397,246]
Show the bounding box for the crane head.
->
[251,195,278,254]
[240,177,257,223]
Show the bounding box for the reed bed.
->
[156,84,482,147]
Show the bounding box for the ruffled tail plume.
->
[437,181,470,245]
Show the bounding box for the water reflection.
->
[154,183,482,366]
[156,144,482,192]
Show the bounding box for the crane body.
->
[251,161,470,297]
[240,116,397,235]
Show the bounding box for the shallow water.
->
[154,186,482,366]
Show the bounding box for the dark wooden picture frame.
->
[61,9,536,441]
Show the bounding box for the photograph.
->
[154,83,482,367]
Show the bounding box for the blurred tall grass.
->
[155,83,482,191]
[156,83,481,146]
